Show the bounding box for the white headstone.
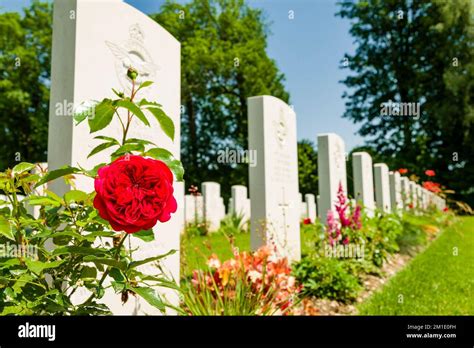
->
[317,133,347,222]
[47,0,181,314]
[298,192,306,219]
[202,182,221,232]
[185,194,203,223]
[317,195,321,218]
[218,197,226,221]
[409,181,417,208]
[231,185,250,222]
[416,185,423,211]
[305,194,317,223]
[374,163,391,213]
[389,171,402,212]
[248,95,300,261]
[352,152,375,216]
[400,176,411,210]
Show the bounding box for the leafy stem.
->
[81,232,128,306]
[121,79,136,146]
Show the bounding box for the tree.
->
[298,139,318,196]
[0,1,52,169]
[337,0,474,206]
[153,0,289,200]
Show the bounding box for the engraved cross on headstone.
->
[278,186,289,236]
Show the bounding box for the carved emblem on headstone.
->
[274,107,288,147]
[105,24,160,93]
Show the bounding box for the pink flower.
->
[352,205,362,230]
[207,254,221,269]
[325,182,363,247]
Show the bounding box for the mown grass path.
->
[358,217,474,315]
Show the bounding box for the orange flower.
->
[398,168,408,174]
[191,245,301,314]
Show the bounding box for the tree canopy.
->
[337,0,474,206]
[0,1,52,169]
[152,0,289,199]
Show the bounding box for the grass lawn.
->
[181,232,250,277]
[180,224,322,277]
[358,216,474,315]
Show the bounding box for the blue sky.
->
[1,0,364,150]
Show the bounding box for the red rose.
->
[93,155,177,233]
[303,218,312,225]
[398,168,408,174]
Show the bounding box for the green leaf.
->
[24,259,65,275]
[35,166,80,188]
[28,196,61,207]
[88,142,119,158]
[83,231,116,241]
[0,258,21,270]
[138,99,162,108]
[94,135,120,144]
[136,81,153,94]
[144,148,174,161]
[144,148,184,181]
[79,163,106,178]
[52,246,107,256]
[0,216,14,241]
[74,100,99,125]
[109,268,125,282]
[111,88,125,99]
[80,266,97,280]
[88,99,116,133]
[21,174,40,183]
[129,287,166,312]
[166,160,185,182]
[111,143,145,158]
[83,256,127,271]
[12,162,35,176]
[45,190,63,202]
[64,190,88,204]
[125,138,156,147]
[146,107,175,141]
[116,100,150,127]
[132,229,154,242]
[128,250,176,269]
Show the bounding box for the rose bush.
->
[94,155,177,233]
[0,67,184,315]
